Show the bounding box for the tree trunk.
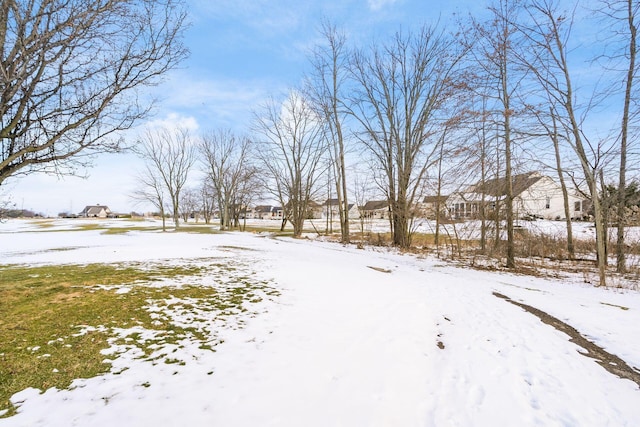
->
[599,170,609,266]
[551,112,575,259]
[502,46,515,269]
[393,186,412,248]
[493,141,501,251]
[393,212,411,248]
[434,143,444,255]
[480,116,488,253]
[616,0,636,273]
[592,178,608,286]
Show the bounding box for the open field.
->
[0,218,639,426]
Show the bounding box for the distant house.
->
[447,171,587,220]
[420,195,449,219]
[321,198,360,219]
[307,200,324,219]
[361,200,390,219]
[79,205,112,218]
[248,205,284,220]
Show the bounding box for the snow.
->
[1,218,639,426]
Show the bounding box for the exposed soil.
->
[493,292,640,388]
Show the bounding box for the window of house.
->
[545,197,550,209]
[574,201,581,212]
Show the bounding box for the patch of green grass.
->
[99,227,163,235]
[32,220,56,229]
[173,225,220,234]
[73,223,102,231]
[0,260,278,417]
[241,226,296,237]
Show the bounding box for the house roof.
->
[362,200,388,211]
[323,199,356,210]
[468,172,543,197]
[254,205,275,213]
[423,195,448,204]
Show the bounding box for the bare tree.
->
[352,165,376,237]
[446,82,498,255]
[471,0,527,268]
[0,0,187,185]
[306,20,351,243]
[520,97,578,260]
[200,130,252,230]
[0,191,15,222]
[130,165,168,231]
[348,25,466,248]
[232,164,261,230]
[179,187,200,223]
[137,127,195,229]
[598,0,639,272]
[199,180,216,225]
[517,0,611,284]
[550,111,576,259]
[252,91,327,237]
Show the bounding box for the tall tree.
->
[199,180,216,225]
[518,0,610,285]
[471,0,526,268]
[252,91,327,237]
[137,128,194,229]
[0,0,187,185]
[524,101,577,259]
[550,110,576,259]
[231,164,261,230]
[599,0,639,272]
[200,130,252,231]
[306,20,351,243]
[348,25,465,248]
[131,165,168,231]
[179,187,200,223]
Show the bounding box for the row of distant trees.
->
[1,0,638,286]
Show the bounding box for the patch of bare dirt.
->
[367,266,392,273]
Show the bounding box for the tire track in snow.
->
[414,267,640,426]
[494,291,640,387]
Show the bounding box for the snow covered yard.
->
[0,218,639,426]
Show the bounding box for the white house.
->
[420,195,449,219]
[321,198,361,220]
[361,200,390,219]
[447,172,587,220]
[79,205,112,218]
[248,205,283,220]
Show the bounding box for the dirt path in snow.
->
[493,292,640,388]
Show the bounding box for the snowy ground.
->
[1,218,639,426]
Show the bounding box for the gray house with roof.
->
[79,205,112,218]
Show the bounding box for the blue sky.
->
[4,0,611,215]
[7,0,487,215]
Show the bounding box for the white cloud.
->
[144,113,200,133]
[189,0,303,37]
[367,0,400,11]
[151,70,285,133]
